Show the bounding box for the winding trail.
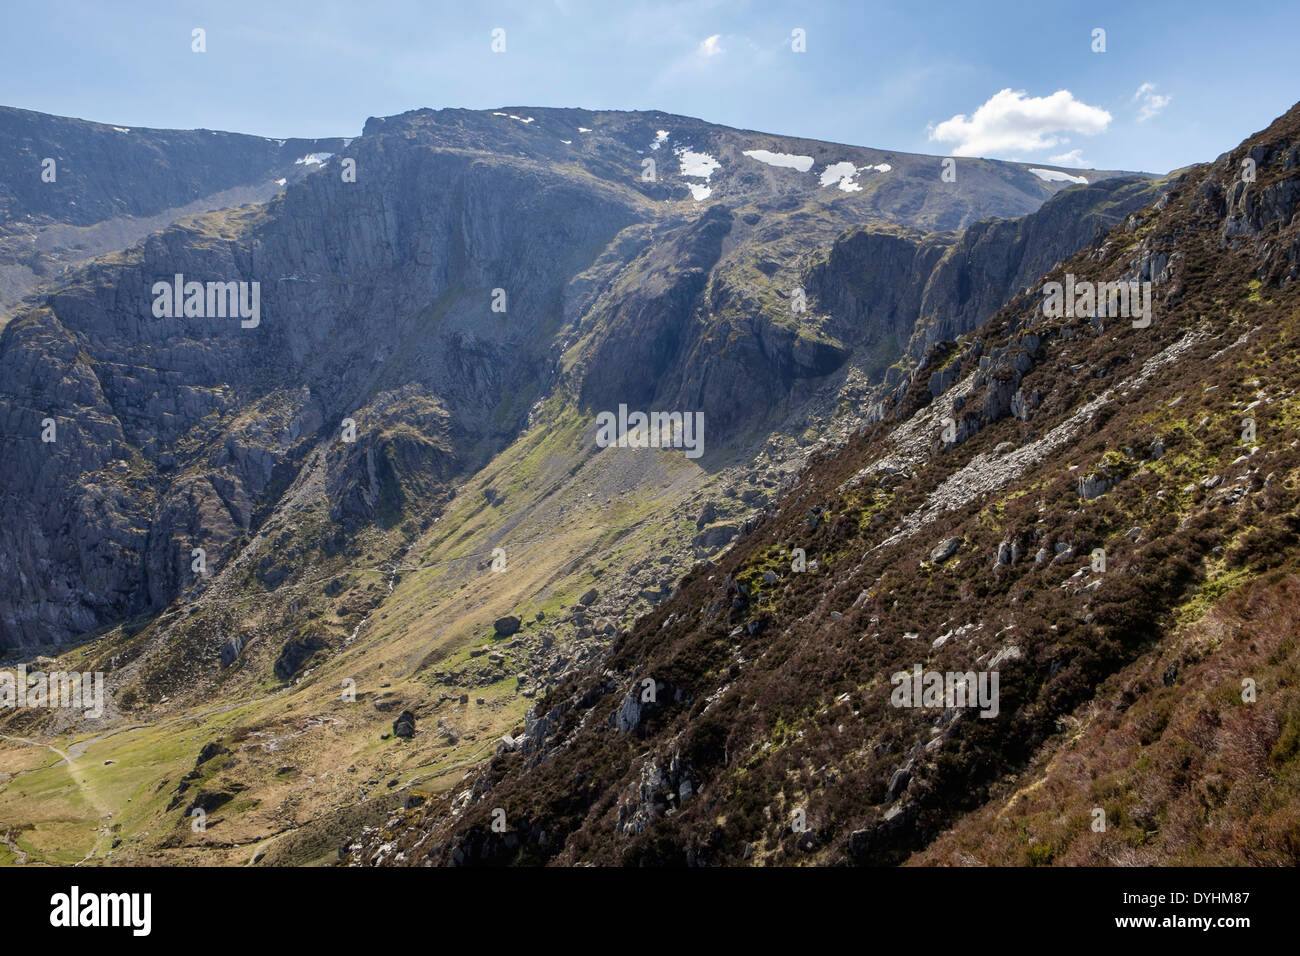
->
[0,731,113,864]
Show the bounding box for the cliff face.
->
[0,105,1149,649]
[0,106,349,319]
[0,105,346,226]
[350,105,1300,868]
[807,175,1167,385]
[0,131,639,645]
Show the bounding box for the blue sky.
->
[2,0,1297,173]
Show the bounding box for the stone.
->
[989,645,1022,668]
[393,711,416,738]
[885,766,911,801]
[219,636,246,668]
[493,615,522,637]
[1079,474,1113,499]
[930,537,962,563]
[693,524,738,549]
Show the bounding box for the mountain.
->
[0,105,348,320]
[346,104,1300,867]
[0,105,1148,649]
[0,104,1157,865]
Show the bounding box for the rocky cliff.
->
[0,105,1147,649]
[0,105,348,319]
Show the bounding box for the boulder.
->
[393,710,416,738]
[493,615,522,637]
[693,524,738,549]
[930,537,962,563]
[195,742,229,766]
[219,636,246,668]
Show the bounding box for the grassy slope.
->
[0,390,726,864]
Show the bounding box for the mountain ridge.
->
[0,101,1183,866]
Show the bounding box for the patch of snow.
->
[294,152,334,166]
[342,138,354,147]
[275,177,287,186]
[578,126,592,133]
[560,139,572,145]
[820,161,863,192]
[742,149,814,172]
[868,163,892,173]
[651,129,670,150]
[111,126,130,133]
[492,112,508,116]
[507,114,534,124]
[677,148,720,180]
[272,139,286,146]
[688,183,712,201]
[1028,167,1088,185]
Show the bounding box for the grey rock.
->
[493,616,522,637]
[393,711,416,738]
[930,537,962,563]
[693,524,738,549]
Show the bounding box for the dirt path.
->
[0,731,114,864]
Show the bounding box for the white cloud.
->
[1133,82,1171,122]
[649,30,767,97]
[1049,148,1088,168]
[928,88,1111,159]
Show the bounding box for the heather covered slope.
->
[913,571,1300,865]
[351,104,1300,867]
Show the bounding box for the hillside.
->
[346,104,1300,867]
